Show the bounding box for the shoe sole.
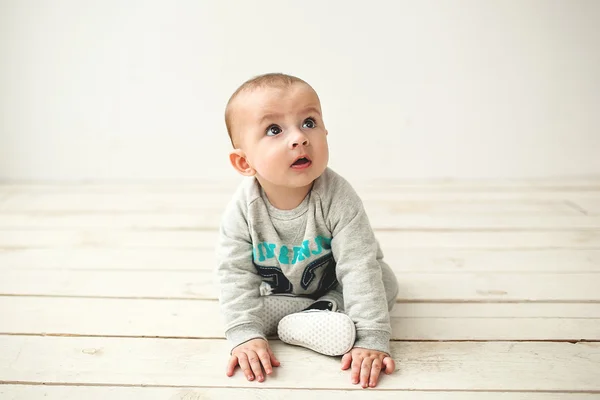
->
[277,311,356,356]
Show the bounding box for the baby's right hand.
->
[226,338,280,382]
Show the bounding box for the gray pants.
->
[261,262,398,336]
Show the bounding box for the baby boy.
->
[216,73,399,388]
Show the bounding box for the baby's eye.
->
[266,125,282,136]
[302,118,316,129]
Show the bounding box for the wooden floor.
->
[0,179,599,399]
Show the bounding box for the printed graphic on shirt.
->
[301,252,338,298]
[252,235,338,298]
[252,263,293,294]
[253,253,338,298]
[253,235,332,265]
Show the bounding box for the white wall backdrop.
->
[1,0,599,181]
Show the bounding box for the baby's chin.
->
[275,175,318,189]
[257,161,327,186]
[261,173,320,190]
[288,164,328,186]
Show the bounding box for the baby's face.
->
[230,83,329,191]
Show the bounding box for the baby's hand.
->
[226,338,280,382]
[341,347,395,388]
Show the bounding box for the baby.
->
[216,73,399,388]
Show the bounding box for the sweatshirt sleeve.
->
[325,178,392,355]
[216,194,266,350]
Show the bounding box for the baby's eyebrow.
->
[257,106,322,125]
[258,112,282,125]
[300,106,322,116]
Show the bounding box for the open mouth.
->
[291,156,312,168]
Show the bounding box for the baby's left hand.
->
[341,347,395,388]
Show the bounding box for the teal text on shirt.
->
[253,235,332,265]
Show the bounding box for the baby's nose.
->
[292,138,309,148]
[289,130,310,148]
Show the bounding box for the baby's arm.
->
[321,177,395,387]
[327,187,392,355]
[217,197,273,380]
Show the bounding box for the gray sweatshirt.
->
[216,168,392,354]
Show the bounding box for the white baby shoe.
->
[277,310,356,356]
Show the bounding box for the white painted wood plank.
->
[2,213,600,230]
[2,230,600,249]
[0,193,230,211]
[362,200,580,216]
[1,190,599,209]
[400,272,600,302]
[1,269,598,302]
[1,386,597,400]
[0,192,587,215]
[4,189,576,205]
[2,248,599,273]
[2,178,599,193]
[1,297,598,340]
[356,192,600,203]
[354,179,600,190]
[0,336,598,391]
[0,182,242,194]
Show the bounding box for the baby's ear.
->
[229,149,256,176]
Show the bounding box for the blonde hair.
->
[224,73,311,147]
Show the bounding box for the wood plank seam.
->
[1,294,600,304]
[1,381,600,394]
[564,200,590,215]
[0,333,597,344]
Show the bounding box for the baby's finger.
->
[341,353,352,370]
[237,352,254,381]
[267,346,281,367]
[351,356,362,385]
[382,356,396,374]
[226,355,239,377]
[258,349,273,375]
[360,358,373,388]
[247,350,265,382]
[369,358,382,387]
